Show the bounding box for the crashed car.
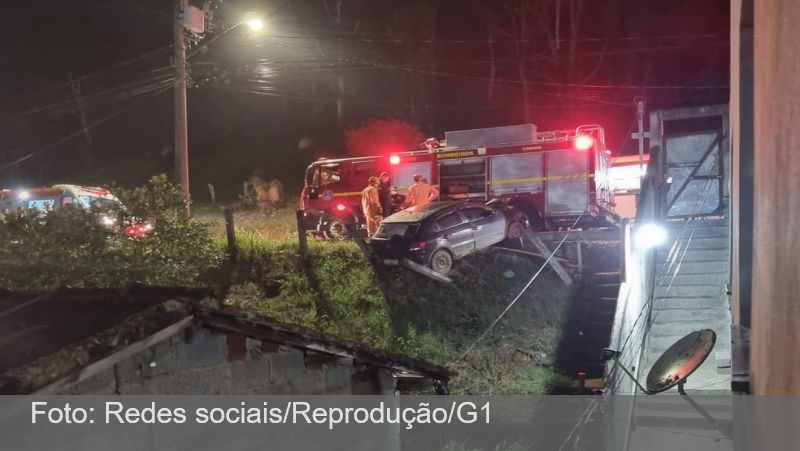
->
[370,200,528,274]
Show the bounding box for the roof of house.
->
[0,286,452,395]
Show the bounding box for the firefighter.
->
[404,174,439,208]
[377,172,394,217]
[361,176,382,236]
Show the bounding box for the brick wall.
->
[64,326,376,395]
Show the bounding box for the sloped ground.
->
[218,230,578,394]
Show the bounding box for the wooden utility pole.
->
[174,0,191,214]
[632,97,650,179]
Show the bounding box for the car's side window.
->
[436,212,463,230]
[461,207,492,221]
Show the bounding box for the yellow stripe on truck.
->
[488,173,594,185]
[326,176,591,195]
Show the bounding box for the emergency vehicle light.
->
[335,203,347,212]
[574,135,594,151]
[389,155,401,165]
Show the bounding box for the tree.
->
[344,118,426,156]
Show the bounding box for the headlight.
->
[100,215,117,226]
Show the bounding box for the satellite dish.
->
[646,329,716,394]
[603,329,729,439]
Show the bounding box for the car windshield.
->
[78,195,122,209]
[373,223,420,240]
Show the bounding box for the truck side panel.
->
[488,153,544,195]
[545,149,590,215]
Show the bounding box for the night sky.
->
[0,0,729,199]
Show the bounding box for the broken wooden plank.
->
[344,223,376,262]
[531,228,622,243]
[492,247,581,267]
[400,258,453,284]
[527,231,573,286]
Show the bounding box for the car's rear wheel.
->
[429,249,453,275]
[506,220,526,240]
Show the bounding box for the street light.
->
[634,223,668,249]
[246,18,264,32]
[174,6,265,215]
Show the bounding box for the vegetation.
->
[223,232,575,394]
[0,175,224,290]
[193,201,299,242]
[345,118,426,156]
[0,174,576,394]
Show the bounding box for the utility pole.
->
[174,0,191,215]
[631,97,650,179]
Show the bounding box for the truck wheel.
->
[511,202,543,231]
[507,220,526,240]
[429,249,453,275]
[324,220,350,240]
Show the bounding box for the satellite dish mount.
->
[603,329,731,439]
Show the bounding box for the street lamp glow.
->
[634,223,668,249]
[246,18,264,32]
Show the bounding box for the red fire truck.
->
[300,124,618,238]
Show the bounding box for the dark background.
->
[0,0,729,200]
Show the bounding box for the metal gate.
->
[650,105,730,218]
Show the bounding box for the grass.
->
[203,204,579,394]
[193,202,299,242]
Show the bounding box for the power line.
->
[11,70,176,120]
[358,60,728,91]
[0,44,173,109]
[212,84,633,111]
[457,210,588,361]
[224,32,727,45]
[0,110,130,171]
[0,84,175,172]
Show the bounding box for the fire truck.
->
[300,124,618,238]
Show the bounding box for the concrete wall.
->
[605,223,650,395]
[750,0,800,395]
[63,327,381,395]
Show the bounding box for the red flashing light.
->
[389,155,401,165]
[574,135,594,151]
[335,203,347,212]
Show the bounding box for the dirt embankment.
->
[222,238,579,394]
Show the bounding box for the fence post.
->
[296,210,308,258]
[208,183,216,204]
[224,208,237,261]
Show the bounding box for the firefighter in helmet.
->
[361,176,382,236]
[404,174,439,208]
